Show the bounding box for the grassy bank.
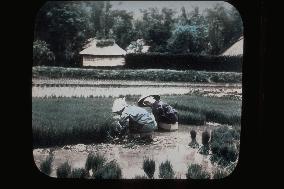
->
[32,66,242,83]
[32,95,241,147]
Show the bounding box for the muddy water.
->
[32,79,242,99]
[33,124,223,179]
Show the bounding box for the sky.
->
[110,1,235,19]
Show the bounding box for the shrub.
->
[93,160,122,179]
[56,162,71,178]
[143,158,156,179]
[39,154,54,176]
[125,53,242,72]
[70,168,89,178]
[186,164,210,179]
[85,153,106,173]
[159,160,175,179]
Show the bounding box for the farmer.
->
[138,95,178,131]
[112,97,157,140]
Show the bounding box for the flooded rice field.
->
[33,124,232,179]
[32,79,242,99]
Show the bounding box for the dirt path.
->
[33,124,225,179]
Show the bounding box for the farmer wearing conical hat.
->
[138,95,178,131]
[112,97,157,140]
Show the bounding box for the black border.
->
[29,0,267,187]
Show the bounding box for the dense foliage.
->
[34,2,243,67]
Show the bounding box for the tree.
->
[33,40,55,66]
[139,8,175,52]
[112,10,135,49]
[34,1,92,66]
[205,4,243,54]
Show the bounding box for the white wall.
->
[82,56,125,67]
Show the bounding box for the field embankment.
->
[32,66,242,83]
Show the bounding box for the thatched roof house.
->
[79,38,126,67]
[221,36,243,56]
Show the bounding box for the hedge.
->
[125,53,242,72]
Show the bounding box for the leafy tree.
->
[112,10,135,49]
[34,1,92,66]
[33,40,55,66]
[205,4,243,54]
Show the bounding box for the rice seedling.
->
[158,160,175,179]
[69,168,89,178]
[56,161,71,178]
[93,160,122,179]
[39,154,54,176]
[189,130,199,148]
[186,164,210,179]
[210,126,239,166]
[133,175,148,179]
[85,153,106,174]
[143,158,156,179]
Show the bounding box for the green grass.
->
[33,66,242,83]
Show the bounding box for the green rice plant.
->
[163,95,241,125]
[210,126,240,166]
[213,168,228,179]
[32,97,117,147]
[178,111,206,125]
[189,130,199,148]
[69,168,89,178]
[85,153,106,173]
[159,160,175,179]
[56,161,71,178]
[93,160,122,179]
[133,175,148,179]
[39,154,54,176]
[143,158,156,179]
[186,164,210,179]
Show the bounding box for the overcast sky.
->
[110,1,235,19]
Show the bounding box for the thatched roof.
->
[80,39,126,56]
[221,36,243,56]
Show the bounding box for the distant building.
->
[221,36,243,56]
[79,38,126,67]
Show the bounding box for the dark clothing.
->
[152,100,178,124]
